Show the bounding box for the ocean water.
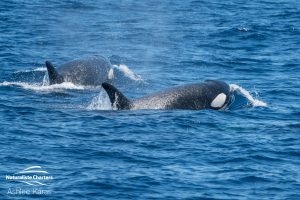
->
[0,0,299,199]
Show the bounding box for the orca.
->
[102,80,232,110]
[45,56,113,86]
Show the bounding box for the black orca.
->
[45,56,113,86]
[102,80,232,110]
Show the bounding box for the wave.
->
[15,67,46,73]
[0,81,85,91]
[112,64,143,81]
[230,84,267,107]
[237,26,250,32]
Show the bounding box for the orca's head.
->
[210,92,233,110]
[205,80,232,110]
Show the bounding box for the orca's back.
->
[58,56,111,86]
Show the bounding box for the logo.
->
[5,166,53,196]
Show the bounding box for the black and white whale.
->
[102,80,232,110]
[45,56,114,86]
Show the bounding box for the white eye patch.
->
[211,93,226,108]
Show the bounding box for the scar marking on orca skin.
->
[211,93,226,108]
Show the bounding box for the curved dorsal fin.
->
[45,61,64,85]
[102,83,131,110]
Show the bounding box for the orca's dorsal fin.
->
[45,61,64,85]
[102,83,131,110]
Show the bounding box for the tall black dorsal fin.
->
[45,61,64,85]
[102,83,131,110]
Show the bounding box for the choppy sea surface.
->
[0,0,299,199]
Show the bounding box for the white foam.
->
[15,67,47,73]
[108,68,114,80]
[112,64,143,81]
[86,92,112,110]
[230,84,267,107]
[32,67,47,72]
[0,81,85,91]
[237,27,250,32]
[42,73,50,86]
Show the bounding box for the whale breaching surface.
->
[45,56,113,86]
[102,80,232,110]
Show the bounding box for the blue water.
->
[1,0,300,199]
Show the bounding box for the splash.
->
[16,67,47,73]
[112,64,143,81]
[42,72,50,86]
[230,84,267,107]
[0,81,85,91]
[86,91,112,110]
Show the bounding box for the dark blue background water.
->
[1,0,299,199]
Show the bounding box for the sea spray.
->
[87,91,112,110]
[112,64,143,81]
[0,81,85,91]
[230,84,267,107]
